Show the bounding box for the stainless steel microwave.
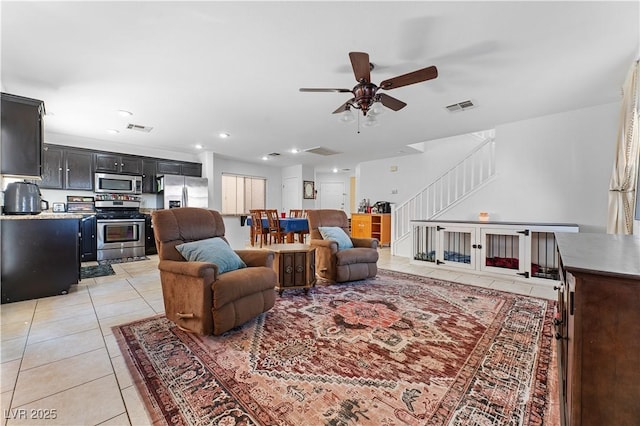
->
[94,173,142,194]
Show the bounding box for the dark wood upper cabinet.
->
[142,159,157,193]
[157,160,202,177]
[65,149,94,190]
[95,153,142,175]
[41,145,93,190]
[41,145,64,189]
[41,144,200,192]
[1,93,45,177]
[181,162,202,177]
[156,161,182,175]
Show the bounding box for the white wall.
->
[438,102,618,233]
[212,155,282,249]
[356,133,485,209]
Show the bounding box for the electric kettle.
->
[3,181,49,215]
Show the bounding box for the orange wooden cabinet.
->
[350,213,390,246]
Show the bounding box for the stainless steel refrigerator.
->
[157,175,208,209]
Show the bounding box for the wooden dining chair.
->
[265,209,285,244]
[249,209,268,247]
[289,209,308,243]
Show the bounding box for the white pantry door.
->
[282,176,299,214]
[319,182,345,211]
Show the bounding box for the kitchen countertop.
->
[0,212,84,220]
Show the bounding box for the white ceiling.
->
[2,1,638,173]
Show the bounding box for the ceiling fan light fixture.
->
[370,100,387,116]
[339,108,355,123]
[362,114,379,127]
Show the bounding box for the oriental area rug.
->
[114,270,558,426]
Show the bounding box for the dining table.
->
[246,217,309,244]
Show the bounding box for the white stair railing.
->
[391,130,496,255]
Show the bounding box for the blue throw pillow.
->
[318,226,354,250]
[175,237,246,274]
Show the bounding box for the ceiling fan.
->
[300,52,438,118]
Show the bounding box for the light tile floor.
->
[0,248,556,425]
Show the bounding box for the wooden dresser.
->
[351,213,391,246]
[555,233,640,426]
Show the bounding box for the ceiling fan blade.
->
[300,88,352,93]
[379,66,438,90]
[332,101,352,114]
[349,52,371,83]
[378,93,407,111]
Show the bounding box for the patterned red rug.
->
[114,270,558,425]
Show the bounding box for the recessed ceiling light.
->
[195,144,203,149]
[117,110,133,117]
[219,132,230,138]
[261,156,268,161]
[291,148,299,154]
[332,168,338,173]
[107,129,120,134]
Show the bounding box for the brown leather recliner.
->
[152,208,276,335]
[307,209,379,283]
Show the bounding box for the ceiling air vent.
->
[268,152,280,157]
[445,100,475,112]
[126,123,153,132]
[304,146,341,156]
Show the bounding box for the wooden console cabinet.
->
[555,233,640,426]
[351,213,391,246]
[270,244,316,295]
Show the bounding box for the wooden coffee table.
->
[269,244,316,295]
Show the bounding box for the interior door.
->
[319,182,345,211]
[282,176,299,214]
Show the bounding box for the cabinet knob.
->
[58,167,63,171]
[66,168,70,172]
[114,162,118,165]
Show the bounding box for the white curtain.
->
[607,60,639,235]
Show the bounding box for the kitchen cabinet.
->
[157,160,202,177]
[1,92,45,178]
[39,143,201,191]
[411,220,578,282]
[142,159,157,193]
[351,213,391,246]
[145,214,157,255]
[1,217,80,303]
[41,145,94,190]
[95,153,142,175]
[555,233,640,426]
[181,162,202,177]
[80,215,97,261]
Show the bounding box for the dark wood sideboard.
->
[555,233,640,426]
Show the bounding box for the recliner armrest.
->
[158,259,219,279]
[310,238,339,253]
[351,237,379,249]
[235,249,275,268]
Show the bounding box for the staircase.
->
[391,130,496,255]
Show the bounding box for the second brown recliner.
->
[307,209,379,283]
[152,207,276,335]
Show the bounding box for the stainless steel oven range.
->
[95,195,145,261]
